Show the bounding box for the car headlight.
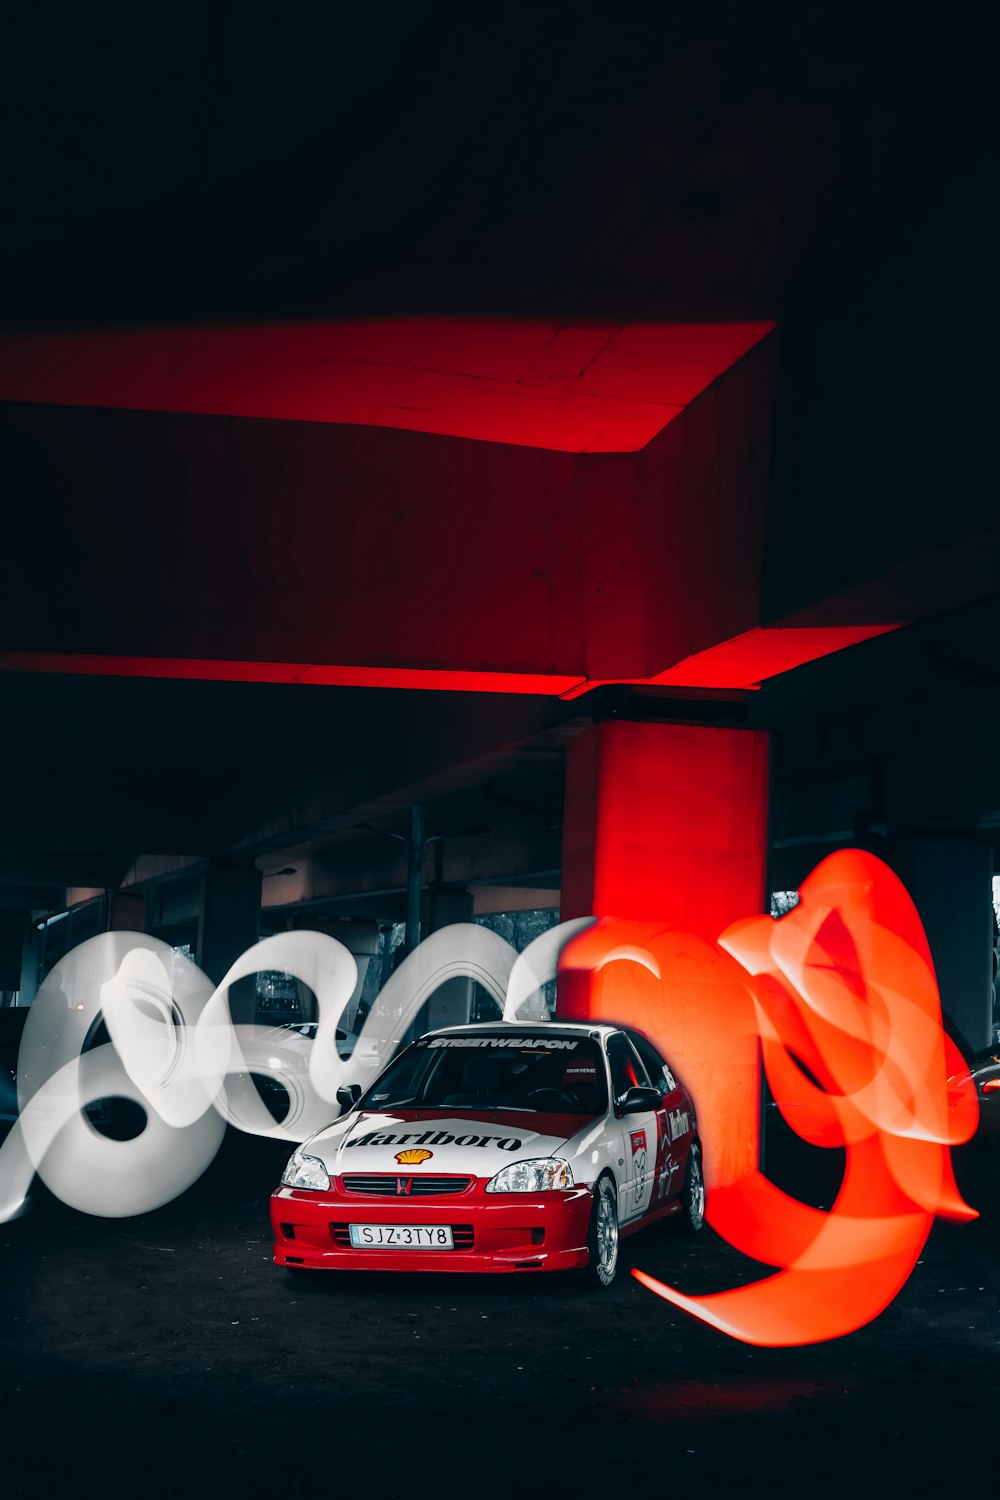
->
[485,1157,574,1193]
[281,1150,330,1192]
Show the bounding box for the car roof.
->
[420,1020,620,1041]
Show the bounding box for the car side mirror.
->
[336,1084,362,1113]
[618,1085,661,1116]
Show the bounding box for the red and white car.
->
[271,1020,703,1286]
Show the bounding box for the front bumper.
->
[271,1180,593,1273]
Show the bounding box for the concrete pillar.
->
[198,865,262,1022]
[283,916,380,1030]
[327,921,380,1029]
[108,890,146,932]
[405,804,425,955]
[17,923,41,1006]
[889,834,993,1055]
[559,720,770,1187]
[424,886,475,1031]
[0,911,26,993]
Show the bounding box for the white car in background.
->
[228,1020,360,1133]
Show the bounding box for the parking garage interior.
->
[1,5,998,1495]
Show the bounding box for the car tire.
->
[679,1141,705,1233]
[582,1174,619,1288]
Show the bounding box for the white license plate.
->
[349,1223,454,1250]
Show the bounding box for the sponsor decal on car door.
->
[650,1088,693,1207]
[630,1128,648,1210]
[619,1111,658,1220]
[651,1104,676,1207]
[607,1033,658,1221]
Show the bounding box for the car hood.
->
[306,1109,586,1176]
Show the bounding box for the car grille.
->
[340,1174,474,1196]
[331,1223,475,1250]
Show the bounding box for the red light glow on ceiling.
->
[0,622,903,698]
[0,316,773,452]
[558,624,905,698]
[0,650,585,696]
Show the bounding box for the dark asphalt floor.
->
[1,1130,997,1500]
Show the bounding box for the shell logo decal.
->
[394,1149,433,1165]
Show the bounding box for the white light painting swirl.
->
[0,918,593,1221]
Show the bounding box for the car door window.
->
[626,1030,678,1096]
[606,1033,651,1110]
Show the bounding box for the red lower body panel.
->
[271,1182,593,1273]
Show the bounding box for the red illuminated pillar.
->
[558,720,770,1186]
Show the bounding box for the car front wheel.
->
[583,1175,619,1287]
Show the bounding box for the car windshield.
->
[358,1033,607,1116]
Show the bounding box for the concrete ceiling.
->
[2,4,999,914]
[0,318,773,452]
[3,5,996,328]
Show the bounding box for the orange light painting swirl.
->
[630,850,980,1345]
